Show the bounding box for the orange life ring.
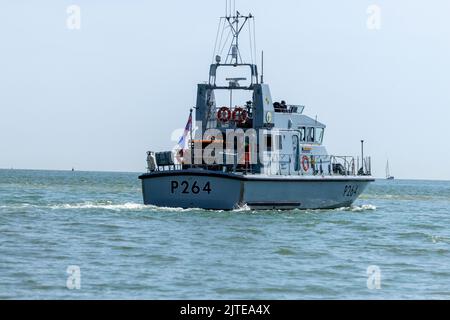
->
[217,107,231,123]
[302,155,310,172]
[232,107,248,124]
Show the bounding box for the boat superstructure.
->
[139,5,374,210]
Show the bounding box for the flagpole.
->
[190,109,194,167]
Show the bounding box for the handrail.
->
[147,150,371,176]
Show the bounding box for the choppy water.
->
[0,169,449,299]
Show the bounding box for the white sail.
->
[386,160,394,180]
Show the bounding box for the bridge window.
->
[307,127,315,142]
[315,128,324,144]
[298,127,306,141]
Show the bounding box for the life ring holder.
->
[217,107,232,123]
[232,107,248,124]
[302,155,310,172]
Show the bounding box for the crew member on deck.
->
[245,100,253,116]
[280,100,288,112]
[273,101,281,112]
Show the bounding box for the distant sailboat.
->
[386,160,394,180]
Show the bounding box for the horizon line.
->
[1,167,449,183]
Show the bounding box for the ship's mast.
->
[225,11,252,65]
[386,160,390,178]
[213,0,257,67]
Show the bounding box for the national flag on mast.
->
[177,110,193,150]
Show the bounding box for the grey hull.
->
[139,170,374,210]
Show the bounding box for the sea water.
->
[0,169,449,299]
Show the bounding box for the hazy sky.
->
[1,0,449,180]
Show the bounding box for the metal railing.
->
[147,150,372,177]
[273,104,305,114]
[257,153,371,176]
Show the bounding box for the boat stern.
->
[139,171,245,210]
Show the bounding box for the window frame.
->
[307,127,315,143]
[315,128,324,144]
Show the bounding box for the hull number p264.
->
[171,181,212,195]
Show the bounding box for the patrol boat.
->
[139,7,374,210]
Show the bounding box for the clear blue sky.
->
[1,0,449,180]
